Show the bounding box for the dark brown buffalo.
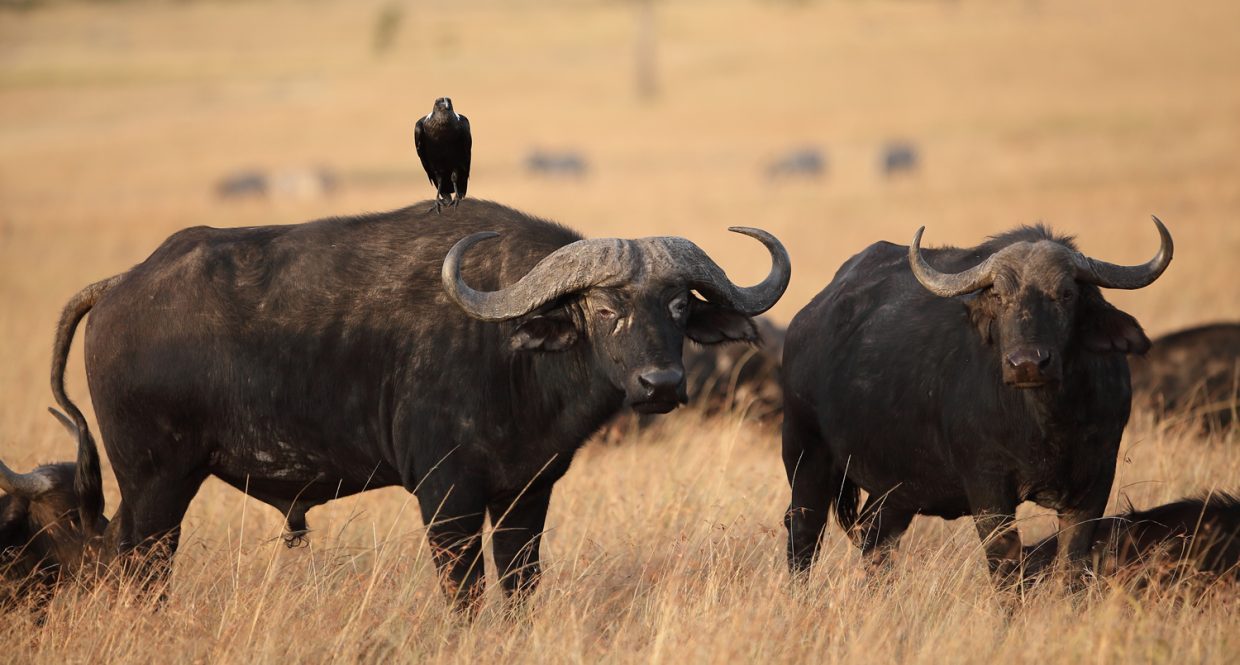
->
[0,410,108,606]
[1129,322,1240,431]
[783,219,1172,586]
[1023,493,1240,582]
[50,199,789,612]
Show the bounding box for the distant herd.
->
[2,199,1237,615]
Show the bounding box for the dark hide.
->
[57,199,778,612]
[1129,322,1240,431]
[782,226,1159,585]
[1023,493,1240,582]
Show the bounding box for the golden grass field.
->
[1,0,1238,662]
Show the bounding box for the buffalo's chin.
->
[631,400,679,415]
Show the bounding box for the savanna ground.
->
[1,0,1238,662]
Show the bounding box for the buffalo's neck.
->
[510,345,625,453]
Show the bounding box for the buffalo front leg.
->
[1056,480,1113,587]
[966,485,1022,589]
[487,485,553,605]
[782,416,836,575]
[417,490,487,614]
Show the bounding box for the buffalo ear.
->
[510,316,579,352]
[963,293,996,345]
[686,303,759,345]
[1077,291,1151,355]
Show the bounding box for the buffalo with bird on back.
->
[782,218,1173,585]
[26,198,789,612]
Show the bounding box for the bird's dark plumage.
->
[414,97,472,213]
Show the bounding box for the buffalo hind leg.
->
[417,490,487,614]
[782,416,836,575]
[115,473,206,590]
[488,485,553,607]
[855,495,914,569]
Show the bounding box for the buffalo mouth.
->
[1007,380,1051,389]
[631,399,680,415]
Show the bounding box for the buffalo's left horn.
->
[0,460,53,497]
[1072,216,1173,290]
[909,226,998,297]
[673,227,791,315]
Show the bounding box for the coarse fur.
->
[1023,492,1240,581]
[55,198,772,611]
[1128,322,1240,430]
[782,225,1161,584]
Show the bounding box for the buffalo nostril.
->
[1037,352,1052,369]
[638,368,684,391]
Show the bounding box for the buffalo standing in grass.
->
[782,219,1172,584]
[50,199,790,611]
[1129,322,1240,431]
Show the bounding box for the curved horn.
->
[442,232,638,322]
[0,460,52,497]
[677,227,791,315]
[909,226,997,297]
[48,406,79,438]
[1072,216,1173,290]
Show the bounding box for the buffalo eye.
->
[595,306,617,321]
[1060,288,1075,302]
[988,290,1004,306]
[668,295,689,322]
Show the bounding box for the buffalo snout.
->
[1003,347,1056,387]
[629,366,688,413]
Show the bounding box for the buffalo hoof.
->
[283,530,310,548]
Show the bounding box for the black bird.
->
[414,97,472,212]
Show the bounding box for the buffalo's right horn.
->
[442,233,641,322]
[0,460,53,497]
[908,227,998,297]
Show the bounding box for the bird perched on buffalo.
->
[414,97,471,212]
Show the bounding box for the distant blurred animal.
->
[215,170,268,200]
[881,141,919,177]
[1,409,108,608]
[782,219,1172,586]
[414,97,472,212]
[1022,493,1240,582]
[1128,322,1240,430]
[766,147,826,179]
[214,168,337,203]
[524,150,588,178]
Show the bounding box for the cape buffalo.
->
[782,218,1172,584]
[1129,322,1240,431]
[1,410,107,607]
[1022,492,1240,582]
[52,199,789,610]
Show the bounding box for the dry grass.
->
[1,0,1238,662]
